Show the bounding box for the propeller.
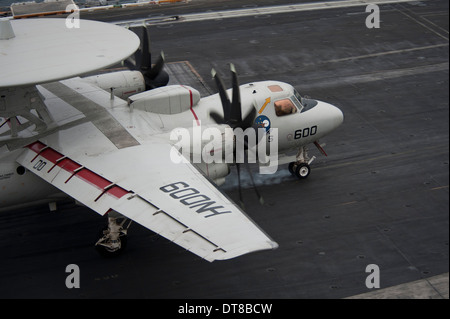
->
[210,64,263,207]
[124,25,169,90]
[210,64,256,130]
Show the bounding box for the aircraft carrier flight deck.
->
[0,0,448,299]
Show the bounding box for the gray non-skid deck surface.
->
[166,61,213,96]
[0,0,448,299]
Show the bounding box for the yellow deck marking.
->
[430,186,449,191]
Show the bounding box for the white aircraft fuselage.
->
[0,77,343,211]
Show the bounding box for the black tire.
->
[288,162,296,175]
[295,163,310,179]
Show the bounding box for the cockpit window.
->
[274,99,298,116]
[292,89,304,112]
[294,89,303,102]
[268,85,283,92]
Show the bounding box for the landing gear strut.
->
[288,146,315,179]
[95,213,132,257]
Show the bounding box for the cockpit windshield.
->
[292,89,304,112]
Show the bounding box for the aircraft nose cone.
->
[332,105,344,127]
[324,102,343,130]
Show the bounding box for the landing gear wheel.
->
[288,162,296,176]
[95,227,128,257]
[95,216,131,258]
[295,163,310,179]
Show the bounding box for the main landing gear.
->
[288,146,317,179]
[95,213,132,257]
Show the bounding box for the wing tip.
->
[270,240,280,250]
[206,240,279,262]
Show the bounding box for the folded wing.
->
[17,138,277,262]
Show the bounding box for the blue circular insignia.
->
[254,115,271,132]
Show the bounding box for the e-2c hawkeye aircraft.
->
[0,18,343,261]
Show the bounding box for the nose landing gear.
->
[289,162,311,179]
[288,146,316,179]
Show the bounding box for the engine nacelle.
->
[170,124,233,186]
[127,85,201,114]
[194,162,231,186]
[170,124,234,162]
[84,70,145,99]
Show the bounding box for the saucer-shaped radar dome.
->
[0,18,140,88]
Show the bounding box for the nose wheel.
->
[288,162,311,179]
[288,146,315,180]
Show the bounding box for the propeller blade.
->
[124,27,169,90]
[211,68,231,123]
[210,65,264,208]
[209,111,225,124]
[244,163,264,205]
[146,52,165,80]
[230,63,242,124]
[235,162,265,208]
[122,58,136,71]
[236,163,244,209]
[210,65,257,131]
[144,52,168,89]
[128,26,145,70]
[140,26,151,72]
[240,106,257,130]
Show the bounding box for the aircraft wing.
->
[15,80,278,262]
